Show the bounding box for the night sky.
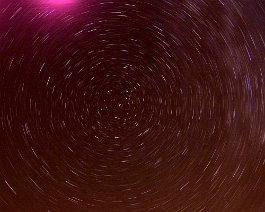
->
[1,0,265,211]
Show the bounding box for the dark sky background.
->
[1,0,265,211]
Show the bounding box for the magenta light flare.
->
[52,0,74,4]
[45,0,77,6]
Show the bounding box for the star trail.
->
[0,0,265,211]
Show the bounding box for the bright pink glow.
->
[47,0,76,5]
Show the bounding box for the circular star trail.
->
[1,0,265,211]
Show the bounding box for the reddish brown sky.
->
[0,0,265,211]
